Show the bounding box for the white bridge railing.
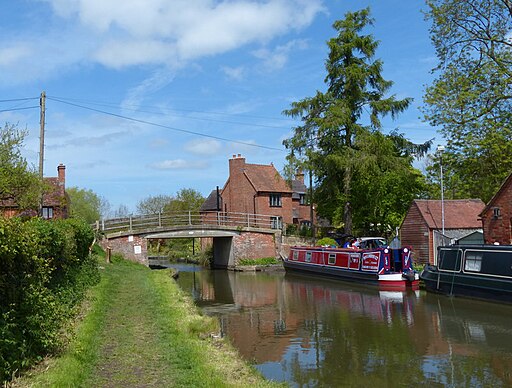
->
[95,211,283,234]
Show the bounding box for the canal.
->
[172,265,512,387]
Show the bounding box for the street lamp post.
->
[437,145,445,236]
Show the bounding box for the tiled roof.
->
[200,190,222,211]
[291,179,307,199]
[243,163,292,193]
[414,199,485,229]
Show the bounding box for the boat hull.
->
[421,265,512,303]
[283,259,419,291]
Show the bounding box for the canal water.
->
[172,265,512,387]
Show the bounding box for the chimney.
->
[295,169,304,183]
[229,154,246,178]
[57,164,66,186]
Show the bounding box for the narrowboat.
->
[283,244,419,290]
[421,245,512,303]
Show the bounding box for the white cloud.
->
[184,139,222,156]
[0,45,32,66]
[221,66,245,81]
[252,39,308,71]
[149,159,208,170]
[43,0,325,68]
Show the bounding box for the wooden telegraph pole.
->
[39,91,46,179]
[39,91,46,216]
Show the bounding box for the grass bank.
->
[15,253,282,387]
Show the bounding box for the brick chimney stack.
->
[295,170,304,184]
[57,164,66,186]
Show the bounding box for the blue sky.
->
[0,0,437,214]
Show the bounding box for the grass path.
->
[17,257,282,387]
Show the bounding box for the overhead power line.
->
[0,97,39,103]
[47,96,285,152]
[0,106,39,113]
[48,95,296,123]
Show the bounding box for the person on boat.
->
[343,239,352,248]
[353,238,361,248]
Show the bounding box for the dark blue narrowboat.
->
[420,245,512,303]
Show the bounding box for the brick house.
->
[480,173,512,245]
[400,199,485,265]
[202,154,312,229]
[0,164,69,219]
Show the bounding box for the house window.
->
[269,193,282,207]
[493,207,501,218]
[42,207,54,219]
[299,194,307,205]
[271,216,282,229]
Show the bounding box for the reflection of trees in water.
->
[175,267,512,387]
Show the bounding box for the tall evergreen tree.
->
[283,8,427,235]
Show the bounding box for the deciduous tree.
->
[424,0,512,202]
[67,187,109,223]
[0,123,41,211]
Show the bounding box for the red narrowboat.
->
[284,244,419,291]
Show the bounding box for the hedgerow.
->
[0,217,99,383]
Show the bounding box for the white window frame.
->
[42,206,54,219]
[269,193,282,207]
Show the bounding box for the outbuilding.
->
[400,199,485,265]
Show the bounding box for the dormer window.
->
[269,193,282,207]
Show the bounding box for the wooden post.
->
[106,247,111,263]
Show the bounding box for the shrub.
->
[0,217,99,383]
[316,237,338,247]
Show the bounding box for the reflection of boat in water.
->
[284,272,418,325]
[421,245,512,303]
[284,245,419,290]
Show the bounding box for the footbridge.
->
[95,211,287,268]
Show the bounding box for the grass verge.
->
[14,253,283,387]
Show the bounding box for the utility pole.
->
[39,91,46,179]
[39,91,46,216]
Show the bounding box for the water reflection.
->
[173,266,512,387]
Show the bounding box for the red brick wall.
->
[233,232,277,262]
[223,156,257,214]
[102,235,148,266]
[254,193,293,224]
[482,181,512,244]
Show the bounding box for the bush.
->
[0,217,99,383]
[316,237,338,247]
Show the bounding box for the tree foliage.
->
[283,8,429,235]
[424,0,512,202]
[0,123,41,210]
[136,194,173,215]
[67,187,109,223]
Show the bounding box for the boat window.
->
[464,251,482,272]
[306,252,312,262]
[328,253,336,265]
[476,250,512,277]
[293,250,298,261]
[438,249,462,271]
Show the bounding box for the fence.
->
[95,211,283,234]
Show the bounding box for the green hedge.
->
[0,217,99,382]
